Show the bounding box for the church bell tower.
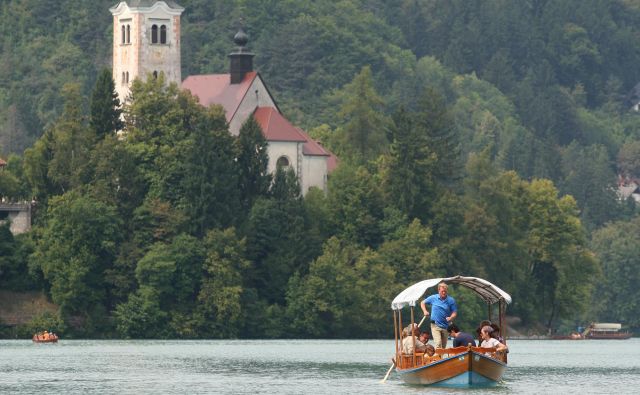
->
[110,1,184,102]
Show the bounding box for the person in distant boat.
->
[448,323,476,347]
[402,324,428,355]
[420,282,457,348]
[480,325,508,356]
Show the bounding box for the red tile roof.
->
[296,128,329,157]
[182,72,258,122]
[253,107,307,142]
[253,107,337,171]
[181,72,339,172]
[0,158,6,166]
[326,153,339,173]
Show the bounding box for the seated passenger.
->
[476,320,492,343]
[402,324,428,354]
[490,323,505,343]
[419,331,430,345]
[479,325,508,356]
[448,324,476,347]
[424,344,441,362]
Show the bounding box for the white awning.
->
[391,275,512,310]
[591,323,622,330]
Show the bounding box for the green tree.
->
[31,191,121,328]
[89,68,123,139]
[196,228,250,338]
[590,217,640,328]
[135,234,204,307]
[525,179,599,330]
[0,225,36,290]
[415,88,460,184]
[286,237,398,338]
[182,105,240,235]
[23,128,59,201]
[285,237,363,337]
[245,167,315,304]
[235,114,270,212]
[114,286,167,339]
[381,107,437,221]
[377,219,441,287]
[47,83,96,192]
[334,66,388,163]
[560,142,621,230]
[326,164,385,247]
[617,140,640,179]
[125,76,239,234]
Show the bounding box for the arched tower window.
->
[276,156,290,168]
[160,25,167,44]
[121,25,126,44]
[151,25,158,44]
[126,72,129,83]
[122,72,125,84]
[126,25,131,44]
[153,71,158,79]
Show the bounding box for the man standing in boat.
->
[420,282,458,348]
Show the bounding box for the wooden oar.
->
[417,315,427,328]
[380,359,396,384]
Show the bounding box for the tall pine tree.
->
[89,69,123,139]
[235,115,271,211]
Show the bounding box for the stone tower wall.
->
[111,2,183,103]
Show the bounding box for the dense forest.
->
[1,0,640,338]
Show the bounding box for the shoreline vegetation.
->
[1,0,640,339]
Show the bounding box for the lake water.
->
[1,338,639,394]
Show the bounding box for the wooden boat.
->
[32,332,59,343]
[551,331,584,340]
[389,275,511,387]
[583,323,632,340]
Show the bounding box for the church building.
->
[110,1,335,193]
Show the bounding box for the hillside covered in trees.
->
[1,0,640,338]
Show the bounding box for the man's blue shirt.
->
[424,294,457,329]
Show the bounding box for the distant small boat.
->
[583,323,632,340]
[32,332,58,343]
[551,331,584,340]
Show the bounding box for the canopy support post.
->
[393,310,399,358]
[398,309,403,367]
[411,306,416,367]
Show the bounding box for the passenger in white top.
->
[479,325,508,355]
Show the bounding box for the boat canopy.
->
[591,323,622,330]
[391,275,512,310]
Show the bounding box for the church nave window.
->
[276,156,290,168]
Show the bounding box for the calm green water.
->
[1,339,639,394]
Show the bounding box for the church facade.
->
[110,1,335,193]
